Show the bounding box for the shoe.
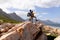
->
[36,19,38,21]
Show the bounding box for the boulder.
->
[0,22,47,40]
[0,23,15,33]
[54,36,60,40]
[0,31,20,40]
[57,29,60,35]
[35,33,47,40]
[8,22,25,33]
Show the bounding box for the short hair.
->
[29,10,33,13]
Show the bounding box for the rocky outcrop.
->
[8,22,25,33]
[54,36,60,40]
[0,22,47,40]
[0,23,15,37]
[43,25,60,36]
[0,8,24,22]
[9,13,25,22]
[0,31,20,40]
[0,23,15,32]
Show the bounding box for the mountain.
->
[41,20,60,27]
[8,12,24,22]
[0,22,47,40]
[0,8,24,23]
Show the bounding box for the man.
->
[27,10,37,23]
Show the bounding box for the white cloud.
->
[15,11,27,19]
[3,8,11,13]
[41,13,48,15]
[51,17,60,23]
[15,11,41,19]
[36,0,60,8]
[0,0,60,22]
[0,0,35,10]
[0,0,60,12]
[0,0,60,19]
[0,0,8,4]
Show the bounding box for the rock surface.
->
[54,36,60,40]
[0,22,47,40]
[0,23,15,37]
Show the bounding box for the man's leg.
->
[29,17,33,23]
[34,16,38,21]
[31,17,33,23]
[29,17,31,21]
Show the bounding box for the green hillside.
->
[0,15,20,23]
[0,9,24,23]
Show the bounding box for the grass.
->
[0,15,21,23]
[43,30,57,40]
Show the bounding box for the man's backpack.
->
[27,12,34,17]
[27,13,31,17]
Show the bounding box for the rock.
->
[0,22,32,40]
[36,33,47,40]
[8,22,25,33]
[43,26,52,31]
[17,22,47,40]
[0,31,20,40]
[0,23,15,33]
[0,22,47,40]
[57,29,60,35]
[0,28,6,32]
[33,25,47,40]
[17,22,34,40]
[54,36,60,40]
[0,23,15,29]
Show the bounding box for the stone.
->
[0,31,20,40]
[54,36,60,40]
[0,22,47,40]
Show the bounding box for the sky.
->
[0,0,60,23]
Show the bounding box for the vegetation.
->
[0,15,21,23]
[43,30,57,40]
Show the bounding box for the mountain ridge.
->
[0,8,24,23]
[8,12,24,22]
[40,20,60,27]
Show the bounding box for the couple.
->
[27,10,38,23]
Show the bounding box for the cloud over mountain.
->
[0,0,60,23]
[0,0,60,12]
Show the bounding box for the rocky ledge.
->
[0,22,47,40]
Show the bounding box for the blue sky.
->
[0,0,60,23]
[6,6,60,23]
[35,6,60,20]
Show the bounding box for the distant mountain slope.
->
[8,12,24,22]
[0,8,24,23]
[41,20,60,27]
